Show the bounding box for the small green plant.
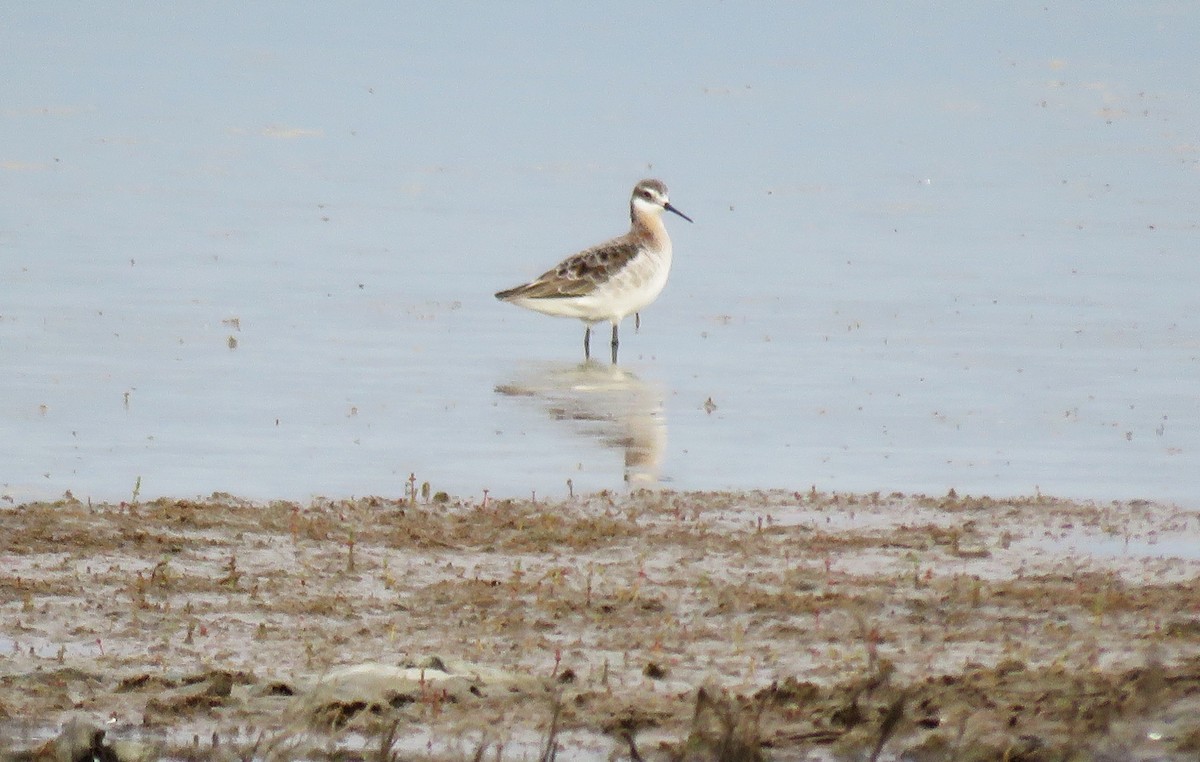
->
[673,686,766,761]
[538,691,564,762]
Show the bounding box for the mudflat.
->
[2,490,1198,760]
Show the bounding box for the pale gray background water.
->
[4,3,1198,503]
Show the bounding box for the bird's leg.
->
[584,326,591,360]
[635,313,640,332]
[610,323,619,364]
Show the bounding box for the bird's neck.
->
[630,210,669,251]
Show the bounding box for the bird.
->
[495,178,692,363]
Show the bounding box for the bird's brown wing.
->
[496,236,641,300]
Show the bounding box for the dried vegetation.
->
[1,489,1198,760]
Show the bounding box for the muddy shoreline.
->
[2,490,1198,760]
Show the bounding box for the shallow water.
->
[4,4,1199,504]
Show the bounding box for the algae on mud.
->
[1,490,1198,760]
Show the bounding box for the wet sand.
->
[1,489,1198,760]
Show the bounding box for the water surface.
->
[4,4,1198,503]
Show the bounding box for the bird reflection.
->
[495,361,666,487]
